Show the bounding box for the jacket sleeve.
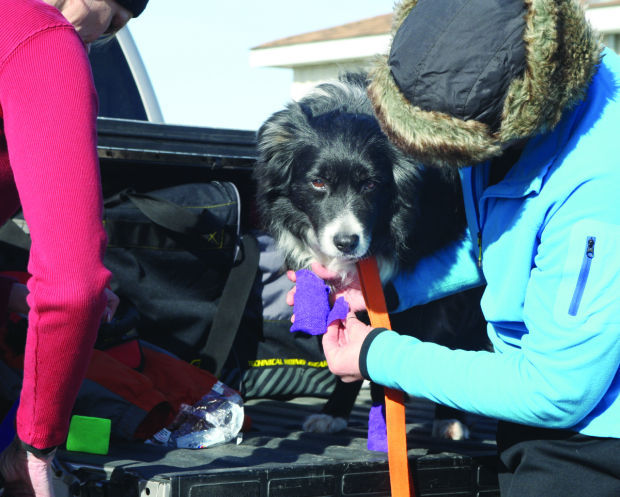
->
[363,178,620,431]
[388,235,484,312]
[0,26,111,448]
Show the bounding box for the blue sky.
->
[129,0,395,131]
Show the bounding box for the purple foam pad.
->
[290,270,350,335]
[327,297,349,325]
[290,269,330,335]
[367,403,388,452]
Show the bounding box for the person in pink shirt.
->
[0,0,149,495]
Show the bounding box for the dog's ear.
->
[255,103,314,188]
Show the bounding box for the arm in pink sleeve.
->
[0,27,111,449]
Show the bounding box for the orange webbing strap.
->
[357,257,414,497]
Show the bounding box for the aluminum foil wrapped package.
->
[148,381,244,449]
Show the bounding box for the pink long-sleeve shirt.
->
[0,0,111,449]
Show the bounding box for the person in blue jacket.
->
[315,0,620,495]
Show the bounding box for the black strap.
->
[121,191,218,238]
[200,233,260,377]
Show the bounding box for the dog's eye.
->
[311,179,327,190]
[361,180,378,192]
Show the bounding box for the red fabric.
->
[0,0,111,449]
[80,347,219,440]
[0,272,29,284]
[103,340,143,370]
[0,328,220,441]
[139,348,219,413]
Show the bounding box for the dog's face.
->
[256,104,401,279]
[255,75,435,281]
[285,120,394,275]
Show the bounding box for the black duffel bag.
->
[0,183,335,400]
[103,181,258,376]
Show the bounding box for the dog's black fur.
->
[254,73,465,283]
[254,73,488,438]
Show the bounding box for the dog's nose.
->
[333,234,359,254]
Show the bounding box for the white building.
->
[249,2,620,100]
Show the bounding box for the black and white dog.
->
[254,73,488,439]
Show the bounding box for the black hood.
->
[368,0,602,168]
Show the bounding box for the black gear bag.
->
[102,181,258,377]
[0,182,335,400]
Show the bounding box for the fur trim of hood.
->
[368,0,602,168]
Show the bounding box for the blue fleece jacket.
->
[363,49,620,438]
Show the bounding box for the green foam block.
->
[66,415,111,455]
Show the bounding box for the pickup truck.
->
[28,28,505,497]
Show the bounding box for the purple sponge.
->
[290,269,349,335]
[367,403,388,452]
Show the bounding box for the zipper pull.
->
[477,232,482,268]
[586,237,595,258]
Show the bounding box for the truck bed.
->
[55,386,500,497]
[51,119,500,497]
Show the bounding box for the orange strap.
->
[357,257,414,497]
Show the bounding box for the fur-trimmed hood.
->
[368,0,602,168]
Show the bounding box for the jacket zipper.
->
[568,236,596,316]
[470,168,483,267]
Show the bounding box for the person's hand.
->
[286,262,367,322]
[311,263,367,312]
[0,437,56,497]
[322,311,373,382]
[102,288,120,323]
